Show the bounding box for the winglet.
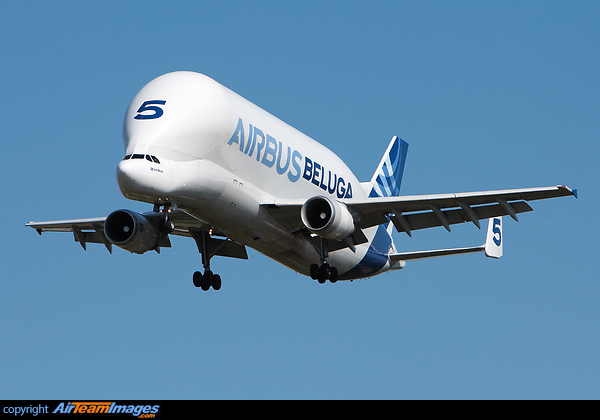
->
[484,217,503,259]
[558,184,578,199]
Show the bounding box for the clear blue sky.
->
[1,1,598,399]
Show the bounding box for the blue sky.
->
[1,1,598,399]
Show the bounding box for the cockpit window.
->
[124,154,160,164]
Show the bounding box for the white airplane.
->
[26,71,577,291]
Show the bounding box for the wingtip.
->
[558,185,578,199]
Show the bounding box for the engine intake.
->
[104,209,158,254]
[301,196,354,241]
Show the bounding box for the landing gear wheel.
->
[312,263,339,284]
[318,263,330,284]
[212,274,222,291]
[159,218,175,233]
[329,267,338,283]
[191,230,224,291]
[193,270,222,291]
[201,270,213,291]
[310,264,320,280]
[193,271,203,288]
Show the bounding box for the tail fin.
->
[484,217,503,259]
[368,136,409,197]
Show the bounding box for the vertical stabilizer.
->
[367,137,408,265]
[369,136,409,197]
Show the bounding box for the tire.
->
[318,263,330,284]
[166,218,175,233]
[329,267,338,283]
[193,271,203,288]
[201,271,212,291]
[310,264,320,280]
[212,274,222,291]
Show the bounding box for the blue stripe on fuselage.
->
[339,223,391,280]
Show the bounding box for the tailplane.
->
[389,217,504,263]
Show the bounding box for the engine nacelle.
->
[104,209,158,254]
[301,196,355,241]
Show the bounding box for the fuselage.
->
[117,71,394,278]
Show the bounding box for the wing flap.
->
[347,185,575,214]
[350,185,572,234]
[390,201,532,233]
[188,228,248,260]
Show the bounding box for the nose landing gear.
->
[190,230,223,292]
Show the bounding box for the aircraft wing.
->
[265,185,577,237]
[26,209,248,259]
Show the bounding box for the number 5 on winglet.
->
[485,217,503,259]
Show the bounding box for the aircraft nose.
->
[116,159,141,195]
[117,160,135,190]
[116,155,172,200]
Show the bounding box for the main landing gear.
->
[310,238,338,284]
[310,263,338,284]
[191,230,223,292]
[193,270,221,291]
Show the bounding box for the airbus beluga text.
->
[27,71,577,291]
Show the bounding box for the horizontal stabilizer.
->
[390,217,504,262]
[390,245,484,261]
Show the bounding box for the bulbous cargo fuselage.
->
[116,71,383,277]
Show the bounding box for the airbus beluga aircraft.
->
[26,71,577,291]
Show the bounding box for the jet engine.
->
[104,209,159,254]
[301,196,355,241]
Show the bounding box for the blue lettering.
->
[261,134,277,168]
[276,141,291,175]
[337,177,346,198]
[254,128,265,161]
[312,162,321,186]
[227,118,350,196]
[493,218,501,246]
[228,118,245,152]
[288,150,302,182]
[244,124,254,154]
[134,100,166,120]
[303,157,313,181]
[319,167,328,191]
[344,182,353,198]
[327,171,337,194]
